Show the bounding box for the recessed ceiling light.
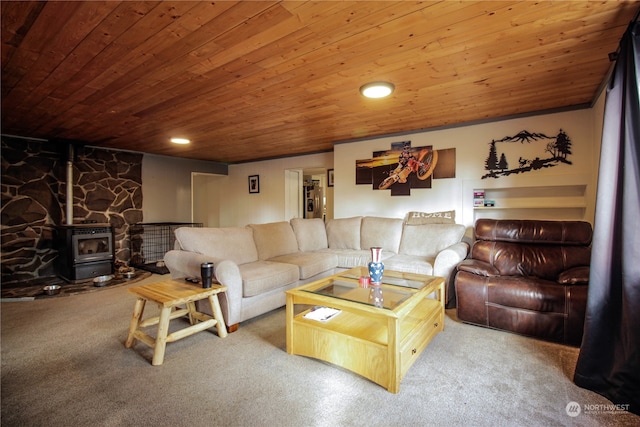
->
[359,81,395,98]
[170,138,190,144]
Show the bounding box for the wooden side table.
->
[125,280,228,365]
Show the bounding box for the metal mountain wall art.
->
[482,130,573,179]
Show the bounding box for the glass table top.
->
[300,267,439,310]
[338,270,430,290]
[307,279,411,310]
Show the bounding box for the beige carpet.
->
[1,274,638,427]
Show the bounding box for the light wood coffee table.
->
[286,266,444,393]
[125,279,227,365]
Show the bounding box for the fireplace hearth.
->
[54,224,114,282]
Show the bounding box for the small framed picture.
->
[248,175,260,193]
[328,169,334,187]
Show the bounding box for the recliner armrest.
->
[557,266,590,285]
[456,258,499,277]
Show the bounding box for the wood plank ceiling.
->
[2,1,638,164]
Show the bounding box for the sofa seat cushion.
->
[486,276,567,313]
[249,222,299,260]
[290,218,328,251]
[174,226,258,265]
[384,254,435,276]
[238,261,299,297]
[268,252,338,279]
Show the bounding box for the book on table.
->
[304,306,341,322]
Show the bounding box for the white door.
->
[284,169,303,220]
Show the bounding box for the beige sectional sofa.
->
[164,215,467,330]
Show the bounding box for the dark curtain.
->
[573,19,640,415]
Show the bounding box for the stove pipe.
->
[66,144,73,225]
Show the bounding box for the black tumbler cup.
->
[200,262,214,288]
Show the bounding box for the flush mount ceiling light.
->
[170,137,190,144]
[359,81,395,99]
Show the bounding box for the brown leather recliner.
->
[454,219,592,346]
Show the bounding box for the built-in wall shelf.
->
[462,174,592,225]
[473,186,587,209]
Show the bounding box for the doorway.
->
[284,168,332,222]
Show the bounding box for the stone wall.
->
[1,137,143,286]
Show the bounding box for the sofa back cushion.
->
[290,218,328,252]
[360,216,404,254]
[471,241,592,280]
[326,216,362,249]
[475,219,592,245]
[471,219,593,280]
[174,227,258,265]
[399,223,465,257]
[249,221,299,260]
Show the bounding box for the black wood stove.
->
[54,223,114,282]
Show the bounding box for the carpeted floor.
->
[1,274,638,427]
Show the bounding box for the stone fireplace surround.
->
[1,137,143,287]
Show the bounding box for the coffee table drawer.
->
[400,300,444,376]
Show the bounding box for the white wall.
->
[193,173,225,227]
[142,154,227,223]
[334,108,598,228]
[220,152,333,227]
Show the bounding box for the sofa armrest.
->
[164,250,243,326]
[456,258,500,277]
[212,259,243,326]
[433,241,469,278]
[165,249,210,279]
[557,266,590,285]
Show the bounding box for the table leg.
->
[208,294,227,338]
[186,302,197,325]
[152,305,172,366]
[285,293,293,354]
[125,298,146,348]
